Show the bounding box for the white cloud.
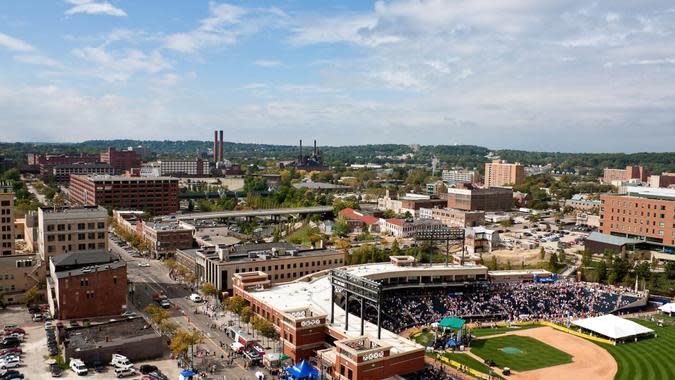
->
[253,59,282,68]
[0,32,35,52]
[64,0,126,17]
[13,54,61,67]
[164,2,245,53]
[72,46,172,82]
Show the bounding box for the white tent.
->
[571,314,654,340]
[658,303,675,314]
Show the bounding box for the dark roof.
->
[51,250,118,269]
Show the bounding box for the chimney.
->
[219,130,224,162]
[313,140,317,156]
[213,130,219,161]
[299,139,303,162]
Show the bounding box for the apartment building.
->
[446,184,513,212]
[600,186,675,250]
[0,182,15,256]
[419,207,485,228]
[177,243,345,291]
[602,165,650,184]
[484,160,524,187]
[100,147,141,174]
[47,251,127,319]
[37,206,109,261]
[0,253,43,305]
[441,169,478,185]
[69,174,179,215]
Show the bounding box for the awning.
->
[658,303,675,313]
[287,360,319,379]
[438,317,465,329]
[571,314,654,340]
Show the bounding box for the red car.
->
[0,347,22,356]
[3,329,25,336]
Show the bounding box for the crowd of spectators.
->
[375,281,642,333]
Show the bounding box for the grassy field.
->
[470,324,541,337]
[597,316,675,380]
[471,335,573,372]
[413,331,434,346]
[443,352,500,376]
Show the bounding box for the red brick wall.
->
[57,266,127,319]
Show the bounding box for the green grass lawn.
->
[444,352,501,377]
[596,317,675,380]
[471,324,542,337]
[471,335,573,372]
[413,331,434,346]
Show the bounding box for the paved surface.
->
[111,238,270,380]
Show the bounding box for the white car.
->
[0,356,21,369]
[110,354,133,370]
[70,358,88,376]
[114,367,135,378]
[189,294,203,303]
[138,262,150,267]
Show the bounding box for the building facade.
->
[37,206,109,261]
[649,173,675,188]
[51,163,113,184]
[441,169,478,185]
[446,185,513,212]
[0,182,15,256]
[100,147,141,174]
[47,251,127,319]
[484,160,524,187]
[602,165,650,184]
[420,207,485,228]
[69,175,180,215]
[0,253,42,305]
[600,187,675,250]
[142,222,194,256]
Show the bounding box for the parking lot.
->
[1,306,182,380]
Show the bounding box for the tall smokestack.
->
[299,139,303,162]
[219,130,224,162]
[213,130,219,161]
[313,140,317,156]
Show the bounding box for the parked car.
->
[92,360,105,373]
[50,363,63,377]
[110,354,133,370]
[146,371,168,380]
[160,299,171,309]
[189,294,203,303]
[139,364,158,374]
[69,358,88,376]
[0,355,22,369]
[0,369,24,380]
[0,348,21,356]
[0,338,20,349]
[114,367,135,378]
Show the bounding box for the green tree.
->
[240,306,253,323]
[225,296,247,314]
[200,282,219,300]
[170,329,204,358]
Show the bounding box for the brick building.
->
[484,160,524,187]
[602,165,650,184]
[0,253,43,305]
[419,207,485,228]
[600,186,675,251]
[446,184,513,212]
[27,153,100,175]
[51,163,113,184]
[100,147,141,174]
[649,173,675,188]
[69,175,179,215]
[142,221,194,257]
[0,182,15,256]
[47,251,127,320]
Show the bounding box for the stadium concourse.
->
[232,256,648,380]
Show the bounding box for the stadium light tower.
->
[414,225,465,266]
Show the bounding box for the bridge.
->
[174,206,334,221]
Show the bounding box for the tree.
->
[23,285,39,305]
[528,214,541,223]
[240,306,253,323]
[159,320,179,336]
[539,247,545,260]
[226,296,247,314]
[391,239,401,256]
[634,261,651,282]
[332,216,352,238]
[665,261,675,280]
[144,304,171,326]
[170,329,204,358]
[499,219,513,228]
[200,282,219,300]
[548,251,559,272]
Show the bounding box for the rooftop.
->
[587,232,642,246]
[73,174,178,182]
[39,205,108,217]
[65,318,158,350]
[624,186,675,201]
[293,182,351,190]
[51,250,125,278]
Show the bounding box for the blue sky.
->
[0,0,674,152]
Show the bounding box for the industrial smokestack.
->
[219,130,224,162]
[313,140,317,156]
[213,130,218,161]
[299,139,303,162]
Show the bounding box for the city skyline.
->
[0,1,674,152]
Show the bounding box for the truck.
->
[153,292,169,305]
[69,358,88,376]
[110,354,133,370]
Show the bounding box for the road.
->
[109,238,269,379]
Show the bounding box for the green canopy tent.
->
[438,317,465,330]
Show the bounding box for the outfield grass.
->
[471,335,573,372]
[413,331,434,346]
[443,352,500,377]
[471,324,541,337]
[596,317,675,380]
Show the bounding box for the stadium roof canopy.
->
[571,314,654,340]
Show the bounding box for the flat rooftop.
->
[624,186,675,201]
[245,262,488,355]
[65,318,158,350]
[74,174,178,182]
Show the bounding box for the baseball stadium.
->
[232,255,673,380]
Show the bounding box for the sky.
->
[0,0,674,152]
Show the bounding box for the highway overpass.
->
[174,206,333,221]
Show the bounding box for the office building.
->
[37,206,109,261]
[176,243,345,291]
[600,186,675,250]
[602,165,650,184]
[649,173,675,188]
[47,251,127,319]
[51,163,113,184]
[446,184,513,212]
[141,159,211,177]
[69,175,179,215]
[100,147,141,174]
[379,218,444,238]
[377,190,447,217]
[0,253,43,305]
[141,221,194,257]
[27,153,100,175]
[484,160,524,187]
[419,207,484,228]
[0,182,15,256]
[441,169,478,185]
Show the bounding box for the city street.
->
[110,238,266,380]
